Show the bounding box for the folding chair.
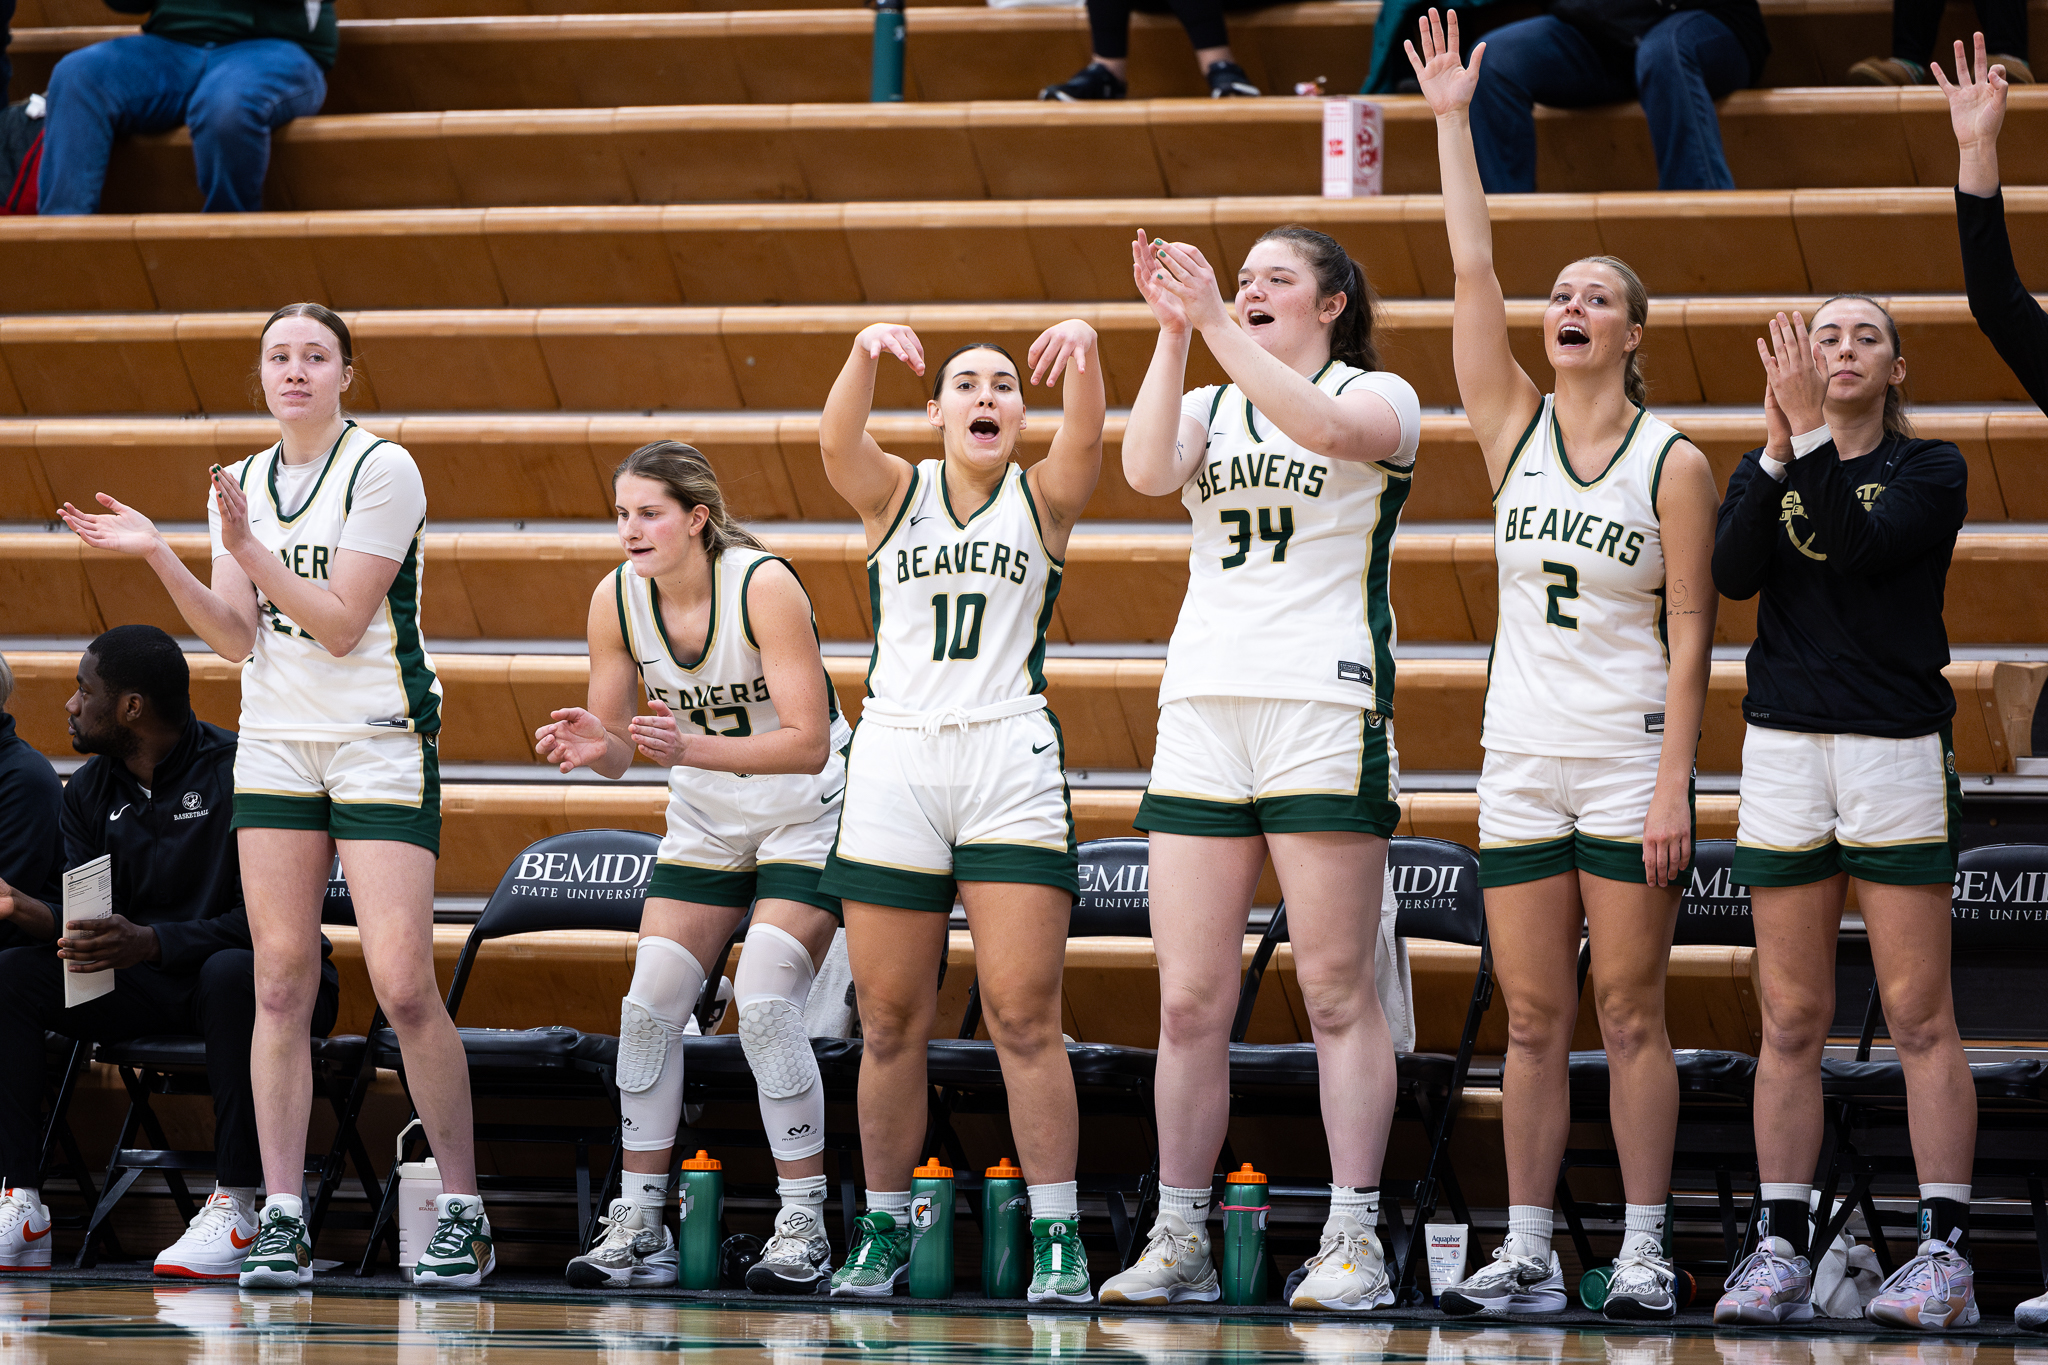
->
[1555,838,1762,1275]
[1224,835,1494,1303]
[69,862,379,1269]
[35,1035,104,1238]
[1812,842,2048,1288]
[922,836,1161,1262]
[357,828,660,1272]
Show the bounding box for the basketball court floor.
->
[2,1279,2040,1365]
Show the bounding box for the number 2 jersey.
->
[1485,397,1686,759]
[1162,362,1422,714]
[864,459,1060,713]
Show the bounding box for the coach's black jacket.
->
[61,714,333,979]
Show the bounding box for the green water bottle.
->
[678,1150,723,1290]
[980,1157,1029,1298]
[1219,1164,1270,1305]
[869,0,905,102]
[908,1158,956,1299]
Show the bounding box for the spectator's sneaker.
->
[1602,1249,1679,1321]
[238,1203,312,1289]
[2016,1287,2048,1332]
[1028,1216,1092,1304]
[0,1188,52,1270]
[1439,1247,1568,1316]
[747,1204,833,1295]
[565,1199,677,1289]
[827,1212,910,1297]
[1866,1234,1978,1330]
[413,1194,496,1289]
[1205,60,1261,97]
[156,1190,258,1280]
[1097,1210,1220,1305]
[1989,54,2035,82]
[1039,63,1127,101]
[1713,1237,1814,1324]
[1847,56,1930,84]
[1289,1214,1393,1311]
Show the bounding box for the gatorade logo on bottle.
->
[911,1195,936,1230]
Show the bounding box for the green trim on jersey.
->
[342,435,393,514]
[385,528,441,734]
[1243,360,1335,445]
[740,553,842,723]
[940,462,1002,530]
[862,467,921,700]
[873,465,921,553]
[649,556,717,672]
[614,566,636,673]
[1363,475,1410,716]
[268,422,354,525]
[1647,430,1686,510]
[1494,406,1546,502]
[1206,386,1228,429]
[1024,563,1063,695]
[1555,404,1646,491]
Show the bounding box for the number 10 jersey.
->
[1162,363,1419,715]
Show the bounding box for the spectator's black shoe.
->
[1040,62,1128,100]
[1205,60,1260,97]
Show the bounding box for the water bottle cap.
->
[1225,1163,1267,1184]
[985,1157,1022,1178]
[680,1150,722,1170]
[915,1158,953,1179]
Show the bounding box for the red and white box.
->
[1322,97,1385,198]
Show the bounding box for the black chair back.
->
[1388,837,1483,947]
[1071,837,1150,938]
[444,829,661,1018]
[323,853,355,927]
[1951,843,2048,949]
[1673,839,1754,947]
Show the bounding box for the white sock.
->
[866,1189,912,1219]
[1506,1205,1553,1261]
[1919,1182,1971,1203]
[1622,1203,1667,1260]
[1158,1183,1212,1230]
[1329,1185,1380,1230]
[1028,1181,1079,1221]
[779,1174,830,1213]
[625,1171,669,1217]
[264,1193,304,1221]
[218,1185,261,1210]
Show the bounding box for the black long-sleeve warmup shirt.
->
[1712,437,1967,739]
[1957,188,2048,415]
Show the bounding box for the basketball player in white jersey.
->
[1099,225,1423,1313]
[60,304,490,1289]
[535,441,853,1295]
[813,318,1105,1303]
[1411,12,1719,1320]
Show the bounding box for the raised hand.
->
[1028,318,1098,386]
[1756,311,1827,434]
[629,698,688,767]
[1149,239,1231,333]
[855,322,926,376]
[1405,8,1486,118]
[58,492,166,558]
[535,707,614,774]
[1931,32,2008,154]
[1132,229,1191,334]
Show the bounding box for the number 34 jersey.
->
[1485,397,1686,760]
[1162,363,1422,715]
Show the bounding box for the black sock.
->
[1760,1199,1810,1261]
[1920,1198,1969,1253]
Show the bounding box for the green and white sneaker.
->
[827,1211,910,1297]
[413,1193,496,1289]
[238,1201,313,1289]
[1028,1217,1093,1304]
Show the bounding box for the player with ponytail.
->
[1105,223,1423,1311]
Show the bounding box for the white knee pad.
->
[617,937,704,1153]
[735,923,825,1161]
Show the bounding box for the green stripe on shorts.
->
[649,863,758,909]
[818,852,958,915]
[1480,837,1576,888]
[755,862,844,921]
[953,842,1079,896]
[1841,722,1961,886]
[233,792,330,831]
[1576,832,1654,885]
[1734,841,1842,887]
[330,737,441,855]
[1135,791,1261,838]
[1255,792,1400,837]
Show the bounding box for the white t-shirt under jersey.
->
[1160,362,1422,715]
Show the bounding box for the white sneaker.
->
[2018,1287,2048,1333]
[0,1188,51,1270]
[1439,1246,1569,1316]
[1602,1248,1679,1321]
[155,1191,259,1280]
[747,1204,833,1294]
[1096,1210,1219,1305]
[565,1199,677,1289]
[1289,1214,1394,1311]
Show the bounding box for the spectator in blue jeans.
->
[39,0,334,214]
[1466,0,1770,192]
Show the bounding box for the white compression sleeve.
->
[617,936,704,1153]
[735,922,825,1161]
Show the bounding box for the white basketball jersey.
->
[615,546,851,752]
[1485,397,1685,758]
[225,424,442,740]
[1161,363,1417,714]
[865,460,1060,713]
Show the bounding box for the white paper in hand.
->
[61,854,116,1009]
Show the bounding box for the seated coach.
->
[0,625,339,1277]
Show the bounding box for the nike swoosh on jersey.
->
[1030,742,1053,754]
[909,515,930,526]
[1522,468,1544,476]
[821,788,845,804]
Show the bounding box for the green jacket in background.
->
[102,0,338,70]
